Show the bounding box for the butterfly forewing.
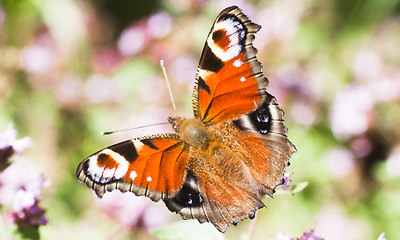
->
[76,134,189,201]
[193,6,268,124]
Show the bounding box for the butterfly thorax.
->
[169,116,261,196]
[168,117,214,151]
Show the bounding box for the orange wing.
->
[76,134,188,201]
[192,6,268,124]
[230,94,297,196]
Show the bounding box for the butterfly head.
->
[168,116,185,133]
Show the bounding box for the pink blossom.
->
[329,86,374,139]
[0,161,46,207]
[20,43,55,73]
[0,123,33,154]
[147,11,172,39]
[8,198,48,228]
[0,123,32,168]
[0,153,48,228]
[117,25,147,57]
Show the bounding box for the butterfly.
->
[76,6,296,232]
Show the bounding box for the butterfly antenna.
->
[160,59,177,115]
[101,122,170,135]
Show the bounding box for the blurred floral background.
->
[1,0,399,239]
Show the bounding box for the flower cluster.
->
[0,124,47,233]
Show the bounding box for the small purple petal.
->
[0,146,14,167]
[0,123,32,155]
[280,172,293,190]
[8,201,47,227]
[298,229,325,240]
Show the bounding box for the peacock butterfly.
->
[76,6,296,232]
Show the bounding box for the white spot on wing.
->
[197,68,212,80]
[147,176,152,182]
[101,149,129,179]
[233,59,243,67]
[114,163,129,179]
[87,156,105,182]
[130,171,137,180]
[102,168,115,179]
[86,149,129,183]
[240,77,246,82]
[207,18,245,62]
[131,139,144,151]
[237,116,256,131]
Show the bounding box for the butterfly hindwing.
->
[165,94,296,232]
[76,134,189,201]
[229,93,296,196]
[165,170,264,232]
[193,6,268,124]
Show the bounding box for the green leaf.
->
[291,181,309,193]
[275,181,309,195]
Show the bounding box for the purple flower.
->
[146,11,172,39]
[0,161,48,227]
[298,229,324,240]
[8,199,48,228]
[20,43,55,73]
[280,172,293,190]
[117,25,147,57]
[0,123,33,169]
[274,229,324,240]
